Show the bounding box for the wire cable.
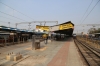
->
[80,0,93,24]
[0,21,8,23]
[0,16,20,22]
[0,11,26,21]
[0,16,29,28]
[80,0,100,24]
[0,12,31,28]
[0,20,28,28]
[0,2,34,20]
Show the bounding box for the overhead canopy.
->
[0,26,33,33]
[50,21,74,35]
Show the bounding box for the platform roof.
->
[0,26,46,34]
[51,21,74,27]
[0,26,33,33]
[51,21,74,35]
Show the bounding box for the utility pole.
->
[28,23,31,30]
[40,22,42,26]
[43,20,47,26]
[8,22,10,27]
[15,23,18,28]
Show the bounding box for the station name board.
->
[59,23,74,30]
[36,25,49,31]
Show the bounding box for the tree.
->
[88,28,100,34]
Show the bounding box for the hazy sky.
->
[0,0,100,33]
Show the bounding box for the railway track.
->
[74,38,100,66]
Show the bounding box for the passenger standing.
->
[43,34,48,44]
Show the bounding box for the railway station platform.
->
[0,38,85,66]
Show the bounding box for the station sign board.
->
[59,23,74,30]
[36,25,49,31]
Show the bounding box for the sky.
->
[0,0,100,33]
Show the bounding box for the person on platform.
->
[43,34,48,44]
